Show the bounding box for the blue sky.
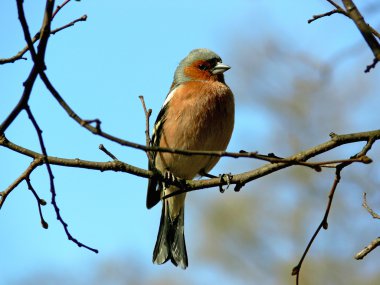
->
[1,1,379,284]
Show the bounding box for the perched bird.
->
[147,48,235,269]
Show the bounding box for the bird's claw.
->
[219,173,233,193]
[164,171,178,188]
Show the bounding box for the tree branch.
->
[292,137,375,284]
[52,0,71,19]
[354,193,380,260]
[362,192,380,219]
[342,0,380,72]
[355,237,380,260]
[0,15,87,65]
[25,176,48,229]
[2,129,379,201]
[0,157,42,209]
[308,0,380,72]
[25,104,98,253]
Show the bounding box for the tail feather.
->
[153,200,188,269]
[146,177,161,209]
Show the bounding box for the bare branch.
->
[355,237,380,260]
[0,157,42,209]
[139,95,155,168]
[25,105,98,253]
[52,0,71,19]
[342,0,380,58]
[342,0,380,72]
[326,0,344,10]
[139,96,152,148]
[292,138,375,284]
[308,0,380,72]
[16,0,38,62]
[292,164,343,283]
[0,15,87,65]
[364,58,379,73]
[0,134,151,178]
[362,192,380,219]
[308,9,344,24]
[35,0,54,69]
[0,0,42,133]
[99,144,119,161]
[51,14,87,35]
[25,176,49,229]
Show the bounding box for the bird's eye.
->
[198,64,208,71]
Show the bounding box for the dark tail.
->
[153,199,188,269]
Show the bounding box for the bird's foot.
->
[219,173,233,193]
[163,171,178,188]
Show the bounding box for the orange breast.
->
[155,80,234,179]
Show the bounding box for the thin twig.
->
[0,157,42,209]
[25,105,98,253]
[355,237,380,260]
[82,118,101,133]
[0,0,41,134]
[353,193,380,260]
[308,0,380,72]
[16,0,38,62]
[138,96,152,147]
[139,95,154,167]
[292,165,343,284]
[292,138,375,284]
[99,144,119,161]
[25,176,48,229]
[365,58,379,73]
[0,15,87,65]
[308,9,342,24]
[2,130,380,196]
[326,0,345,11]
[342,0,380,72]
[52,0,71,19]
[0,134,150,179]
[51,15,87,35]
[35,0,55,70]
[362,192,380,219]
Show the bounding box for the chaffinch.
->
[147,48,235,269]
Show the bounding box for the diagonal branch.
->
[0,134,150,178]
[25,104,98,253]
[0,14,87,65]
[292,138,375,284]
[342,0,380,72]
[25,176,49,229]
[2,129,380,198]
[362,192,380,219]
[308,0,380,72]
[0,157,43,209]
[355,237,380,260]
[0,0,40,134]
[52,0,71,19]
[354,193,380,260]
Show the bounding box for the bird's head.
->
[174,48,230,84]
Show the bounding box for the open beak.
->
[211,62,231,75]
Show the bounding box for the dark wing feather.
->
[146,104,168,209]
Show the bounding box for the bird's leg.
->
[163,170,178,188]
[199,169,218,179]
[218,173,233,193]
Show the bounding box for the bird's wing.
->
[146,101,169,209]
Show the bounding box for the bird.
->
[146,48,235,269]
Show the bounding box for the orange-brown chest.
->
[156,80,234,177]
